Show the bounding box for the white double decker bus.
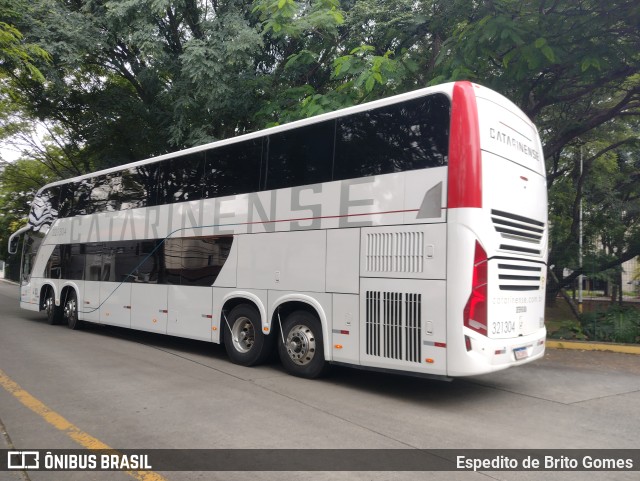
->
[9,81,548,379]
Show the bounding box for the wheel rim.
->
[285,324,316,365]
[64,296,77,325]
[45,296,54,318]
[231,316,255,353]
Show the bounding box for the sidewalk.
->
[547,339,640,355]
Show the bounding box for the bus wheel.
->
[44,290,62,325]
[63,290,83,330]
[223,305,274,366]
[278,310,328,379]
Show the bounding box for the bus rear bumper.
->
[448,328,546,377]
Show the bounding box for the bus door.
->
[82,243,102,323]
[98,243,133,328]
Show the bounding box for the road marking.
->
[0,368,169,481]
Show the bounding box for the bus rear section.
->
[447,82,548,377]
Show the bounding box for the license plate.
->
[514,347,528,360]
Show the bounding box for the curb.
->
[546,339,640,355]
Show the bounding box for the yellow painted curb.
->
[0,368,168,481]
[546,340,640,355]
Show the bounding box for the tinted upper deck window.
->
[334,93,450,180]
[265,121,334,190]
[203,139,262,198]
[158,152,205,204]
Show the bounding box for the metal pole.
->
[578,147,583,314]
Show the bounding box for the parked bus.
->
[8,81,548,379]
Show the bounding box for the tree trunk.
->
[548,269,581,319]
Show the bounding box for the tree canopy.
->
[1,0,639,298]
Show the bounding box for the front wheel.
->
[63,290,83,330]
[278,310,328,379]
[223,305,274,366]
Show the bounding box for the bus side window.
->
[334,93,450,181]
[28,188,60,231]
[122,166,156,209]
[84,243,104,281]
[136,240,162,283]
[203,139,262,199]
[72,180,93,216]
[91,175,108,213]
[158,153,205,204]
[59,244,85,280]
[46,245,62,279]
[105,173,124,212]
[129,162,162,209]
[180,236,233,286]
[59,184,74,218]
[108,241,138,282]
[163,238,182,285]
[265,120,335,191]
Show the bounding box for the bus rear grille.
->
[497,263,543,291]
[365,232,424,273]
[491,209,545,257]
[365,291,422,363]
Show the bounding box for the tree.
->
[428,0,640,303]
[0,0,639,302]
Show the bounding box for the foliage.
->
[581,305,640,344]
[547,319,587,342]
[0,0,638,305]
[0,0,51,82]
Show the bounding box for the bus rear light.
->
[464,335,472,352]
[463,241,488,336]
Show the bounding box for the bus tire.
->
[223,305,274,366]
[44,289,63,325]
[278,310,328,379]
[63,290,83,330]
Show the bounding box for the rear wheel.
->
[223,305,274,366]
[278,310,328,379]
[44,289,63,325]
[63,290,83,330]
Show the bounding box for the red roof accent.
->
[448,81,482,208]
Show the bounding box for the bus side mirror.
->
[8,234,20,255]
[8,235,19,255]
[7,225,30,255]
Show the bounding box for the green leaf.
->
[365,75,375,92]
[534,37,547,48]
[581,57,601,72]
[541,45,556,62]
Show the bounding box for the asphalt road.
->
[0,279,639,481]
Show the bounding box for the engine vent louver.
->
[365,232,424,273]
[497,263,542,291]
[491,209,545,257]
[365,291,422,363]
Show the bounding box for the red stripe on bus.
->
[448,81,482,208]
[242,208,421,226]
